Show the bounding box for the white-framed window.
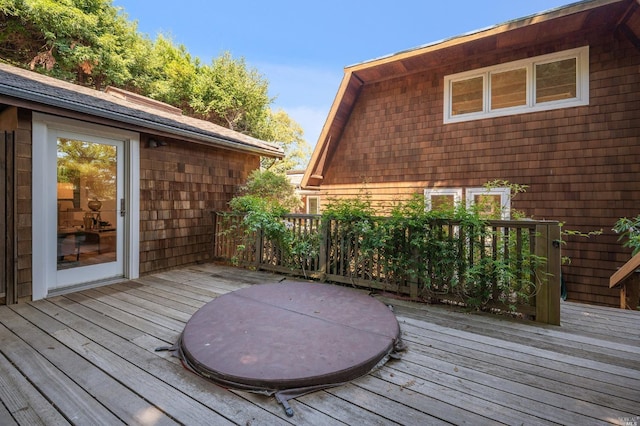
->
[307,196,320,215]
[466,187,511,220]
[424,188,462,212]
[444,46,589,123]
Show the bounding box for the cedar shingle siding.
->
[310,1,640,306]
[16,110,33,301]
[7,110,262,301]
[0,63,281,302]
[139,137,258,274]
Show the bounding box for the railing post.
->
[535,222,561,325]
[255,229,263,269]
[211,211,218,259]
[318,218,328,280]
[620,274,640,309]
[609,252,640,309]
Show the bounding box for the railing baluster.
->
[213,213,561,324]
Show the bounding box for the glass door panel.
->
[56,137,122,275]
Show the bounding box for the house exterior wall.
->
[5,108,259,301]
[5,109,34,302]
[16,110,32,302]
[139,136,259,274]
[319,26,640,306]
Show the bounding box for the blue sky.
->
[113,0,572,147]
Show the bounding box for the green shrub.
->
[613,214,640,256]
[224,182,547,313]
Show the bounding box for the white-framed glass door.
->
[31,113,140,300]
[55,132,124,287]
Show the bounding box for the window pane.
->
[491,68,526,110]
[308,197,319,214]
[430,194,455,211]
[536,58,577,103]
[57,138,117,270]
[451,76,483,115]
[474,194,502,219]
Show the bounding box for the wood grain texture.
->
[0,264,637,425]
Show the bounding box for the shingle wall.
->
[139,136,259,274]
[321,28,640,306]
[9,109,33,302]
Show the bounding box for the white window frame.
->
[465,187,511,220]
[444,46,589,123]
[424,188,463,211]
[306,196,320,215]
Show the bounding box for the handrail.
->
[212,212,561,324]
[609,251,640,310]
[609,251,640,288]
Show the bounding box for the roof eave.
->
[301,0,628,189]
[346,0,622,73]
[0,84,284,159]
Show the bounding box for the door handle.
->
[120,198,126,217]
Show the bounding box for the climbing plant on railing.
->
[613,214,640,256]
[219,179,554,315]
[320,191,546,312]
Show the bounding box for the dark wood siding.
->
[0,127,12,303]
[320,26,640,306]
[139,136,259,274]
[13,109,33,302]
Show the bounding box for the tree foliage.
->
[191,52,270,131]
[613,214,640,256]
[259,108,311,173]
[229,169,301,214]
[139,35,198,110]
[0,0,143,88]
[57,138,117,200]
[0,0,311,168]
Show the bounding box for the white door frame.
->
[32,113,140,300]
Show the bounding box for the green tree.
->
[0,0,143,88]
[138,35,198,110]
[57,138,117,201]
[229,169,300,214]
[1,1,311,169]
[190,52,271,132]
[259,109,311,173]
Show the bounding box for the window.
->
[444,46,588,123]
[307,196,320,215]
[425,187,511,219]
[535,58,577,103]
[466,187,511,220]
[451,77,484,115]
[424,188,462,212]
[491,68,527,110]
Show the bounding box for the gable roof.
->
[302,0,637,188]
[0,62,284,158]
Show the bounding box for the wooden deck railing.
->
[212,212,561,324]
[610,251,640,309]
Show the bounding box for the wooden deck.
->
[0,264,638,425]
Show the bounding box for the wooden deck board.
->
[400,335,636,421]
[399,323,640,407]
[0,309,134,425]
[0,349,67,426]
[0,264,638,425]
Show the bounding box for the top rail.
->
[212,212,561,324]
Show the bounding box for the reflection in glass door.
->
[56,138,120,271]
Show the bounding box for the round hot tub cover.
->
[165,280,404,416]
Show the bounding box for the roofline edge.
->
[0,85,284,158]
